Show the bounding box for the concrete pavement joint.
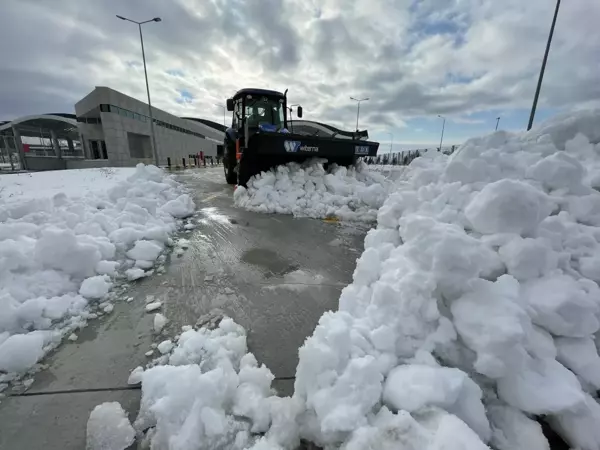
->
[6,376,297,398]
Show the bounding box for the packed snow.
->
[234,159,392,221]
[0,164,194,378]
[291,108,600,449]
[86,401,135,450]
[91,109,600,449]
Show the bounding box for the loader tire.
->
[224,158,237,185]
[237,154,257,188]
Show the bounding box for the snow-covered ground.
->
[234,159,392,221]
[102,109,600,449]
[0,165,194,383]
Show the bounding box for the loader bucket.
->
[236,131,379,187]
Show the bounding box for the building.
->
[0,86,226,171]
[0,86,370,172]
[75,87,225,167]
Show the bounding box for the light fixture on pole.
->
[350,97,369,132]
[438,115,446,152]
[527,0,561,131]
[116,15,162,166]
[495,117,501,131]
[214,103,226,127]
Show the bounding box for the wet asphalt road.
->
[145,167,368,380]
[0,166,368,450]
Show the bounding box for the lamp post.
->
[495,117,501,131]
[116,15,161,166]
[214,103,226,127]
[438,115,446,152]
[350,97,369,131]
[386,132,394,153]
[527,0,561,131]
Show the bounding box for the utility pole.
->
[438,115,446,152]
[350,97,369,131]
[117,15,162,166]
[527,0,561,131]
[386,132,393,153]
[214,103,226,127]
[495,117,501,131]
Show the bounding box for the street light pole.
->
[438,115,446,152]
[214,103,226,127]
[117,15,161,166]
[386,132,394,153]
[350,97,369,132]
[495,117,501,131]
[527,0,561,131]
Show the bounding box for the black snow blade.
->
[247,132,379,158]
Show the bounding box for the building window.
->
[100,104,111,112]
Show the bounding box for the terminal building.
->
[0,86,369,172]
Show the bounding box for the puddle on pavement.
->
[241,248,299,277]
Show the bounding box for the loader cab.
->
[226,88,302,135]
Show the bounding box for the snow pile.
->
[292,109,600,449]
[0,164,194,377]
[234,159,391,221]
[86,402,135,450]
[134,317,300,450]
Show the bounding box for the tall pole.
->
[438,115,445,152]
[138,24,159,166]
[350,97,369,132]
[495,117,500,131]
[117,15,161,166]
[386,132,393,152]
[527,0,561,131]
[214,104,226,126]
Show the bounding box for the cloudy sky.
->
[1,0,599,149]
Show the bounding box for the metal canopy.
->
[0,114,79,139]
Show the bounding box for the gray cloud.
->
[0,0,599,134]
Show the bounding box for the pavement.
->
[0,166,368,450]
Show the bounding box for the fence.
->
[362,145,458,166]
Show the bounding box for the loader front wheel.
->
[224,159,237,185]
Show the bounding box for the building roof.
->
[288,120,369,140]
[182,117,227,133]
[0,114,78,137]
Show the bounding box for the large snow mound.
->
[292,108,600,449]
[0,164,194,378]
[133,317,301,450]
[234,159,392,221]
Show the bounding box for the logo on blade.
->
[355,145,370,155]
[284,140,301,153]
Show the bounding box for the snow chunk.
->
[521,275,599,337]
[86,402,135,450]
[157,340,174,354]
[234,159,392,221]
[126,240,163,262]
[487,403,549,450]
[555,337,600,389]
[128,366,144,385]
[95,260,119,276]
[0,332,47,373]
[160,194,195,218]
[79,276,112,299]
[145,301,162,313]
[125,268,146,281]
[153,313,168,333]
[465,179,552,235]
[383,364,490,441]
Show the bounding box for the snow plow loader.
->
[219,88,380,186]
